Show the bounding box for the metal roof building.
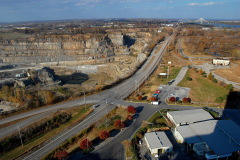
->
[167,109,214,126]
[144,132,173,155]
[175,120,240,159]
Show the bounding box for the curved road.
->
[15,36,172,160]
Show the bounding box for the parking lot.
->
[153,85,190,101]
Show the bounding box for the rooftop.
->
[168,109,213,125]
[145,132,173,149]
[176,120,240,156]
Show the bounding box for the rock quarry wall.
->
[0,33,128,63]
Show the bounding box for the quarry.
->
[0,26,166,112]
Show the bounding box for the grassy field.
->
[129,66,181,102]
[0,32,31,40]
[0,105,93,160]
[178,69,229,105]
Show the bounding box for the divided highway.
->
[1,36,172,160]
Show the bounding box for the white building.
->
[144,132,173,155]
[213,58,230,66]
[167,109,213,126]
[174,120,240,159]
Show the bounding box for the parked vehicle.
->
[151,101,159,105]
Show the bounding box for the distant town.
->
[0,18,239,160]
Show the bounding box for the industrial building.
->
[144,132,173,155]
[167,109,214,126]
[174,120,240,159]
[213,58,230,66]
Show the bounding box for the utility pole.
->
[167,65,169,79]
[17,124,23,146]
[84,91,86,110]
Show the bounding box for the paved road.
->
[20,36,172,160]
[77,102,201,160]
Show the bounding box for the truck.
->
[151,101,160,105]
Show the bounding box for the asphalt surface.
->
[17,36,173,160]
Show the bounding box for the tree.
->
[199,68,204,75]
[114,120,124,129]
[80,139,92,150]
[207,72,214,80]
[226,84,233,91]
[187,76,192,81]
[127,106,136,114]
[169,97,176,103]
[182,97,189,103]
[56,150,68,160]
[122,140,131,152]
[126,115,133,120]
[150,97,157,101]
[215,97,223,103]
[138,95,143,100]
[212,78,218,83]
[99,131,110,140]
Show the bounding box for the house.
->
[167,109,213,126]
[213,58,230,66]
[174,120,240,159]
[144,132,173,155]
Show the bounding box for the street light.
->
[17,124,23,146]
[81,85,86,110]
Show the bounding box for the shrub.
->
[212,78,218,83]
[169,97,176,103]
[182,97,190,103]
[215,97,223,103]
[176,100,182,104]
[207,72,214,80]
[99,131,110,140]
[226,84,233,91]
[138,95,143,100]
[126,115,133,120]
[187,76,192,81]
[150,97,157,101]
[114,120,125,129]
[56,150,68,160]
[199,68,204,75]
[80,139,92,150]
[127,106,136,114]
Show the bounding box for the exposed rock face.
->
[108,33,125,46]
[29,67,59,84]
[0,33,126,63]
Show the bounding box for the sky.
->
[0,0,240,22]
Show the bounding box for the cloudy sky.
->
[0,0,239,22]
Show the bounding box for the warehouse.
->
[144,132,173,156]
[174,120,240,159]
[167,109,213,126]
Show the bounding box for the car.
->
[175,88,179,90]
[152,93,158,97]
[155,90,160,93]
[170,94,175,97]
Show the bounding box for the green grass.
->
[0,32,31,40]
[147,112,162,123]
[157,67,181,85]
[178,69,229,103]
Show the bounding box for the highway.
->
[1,36,172,159]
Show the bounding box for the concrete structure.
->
[174,120,240,159]
[167,109,213,126]
[213,58,230,66]
[144,132,173,155]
